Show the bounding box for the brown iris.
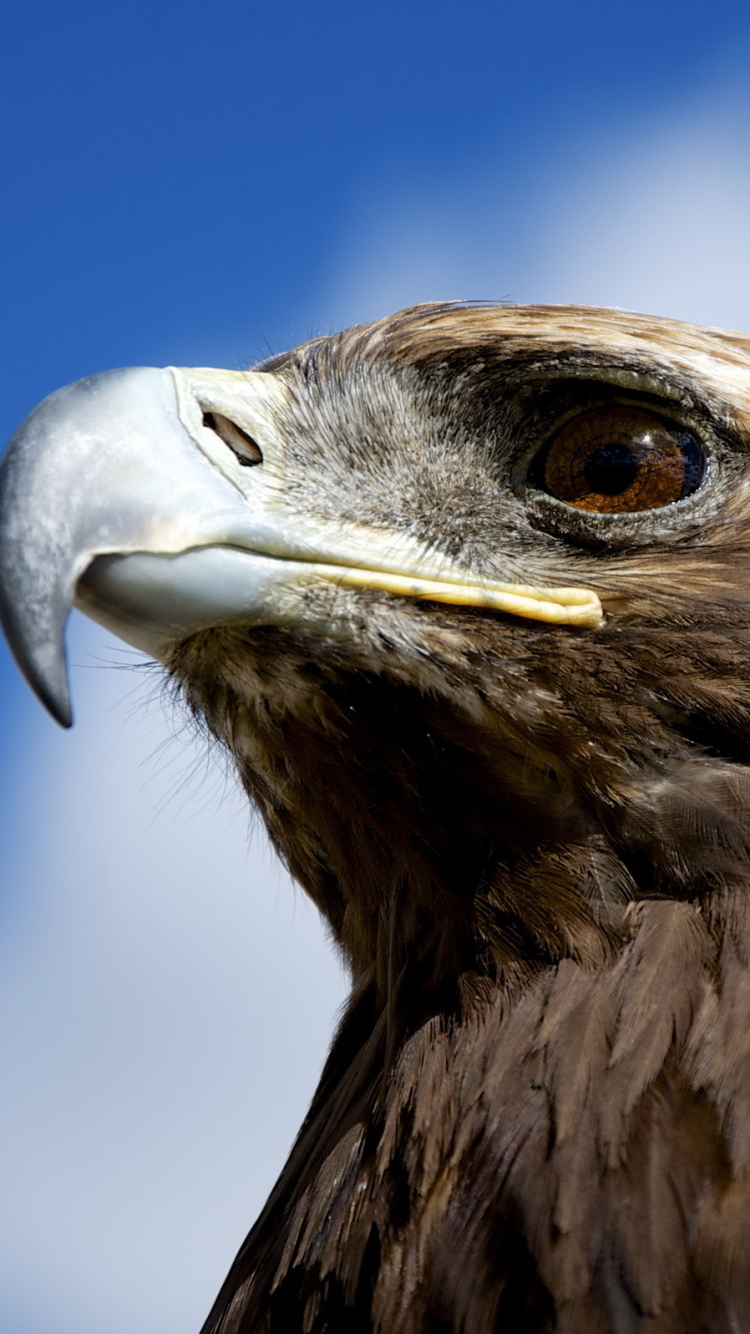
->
[541,406,703,513]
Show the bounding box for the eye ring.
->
[535,405,705,514]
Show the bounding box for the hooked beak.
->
[0,365,603,728]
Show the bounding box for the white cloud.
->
[314,86,750,334]
[533,107,750,329]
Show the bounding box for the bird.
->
[3,301,750,1333]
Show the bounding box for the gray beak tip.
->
[0,606,73,727]
[38,677,73,730]
[49,701,74,730]
[0,368,170,731]
[35,682,73,729]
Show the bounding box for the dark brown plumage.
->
[6,303,750,1333]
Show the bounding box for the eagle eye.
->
[538,406,704,514]
[202,411,263,466]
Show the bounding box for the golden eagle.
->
[2,303,749,1333]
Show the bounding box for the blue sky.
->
[3,2,750,1331]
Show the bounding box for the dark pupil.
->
[583,442,639,496]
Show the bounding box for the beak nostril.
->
[202,410,263,467]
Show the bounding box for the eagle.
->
[2,302,750,1334]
